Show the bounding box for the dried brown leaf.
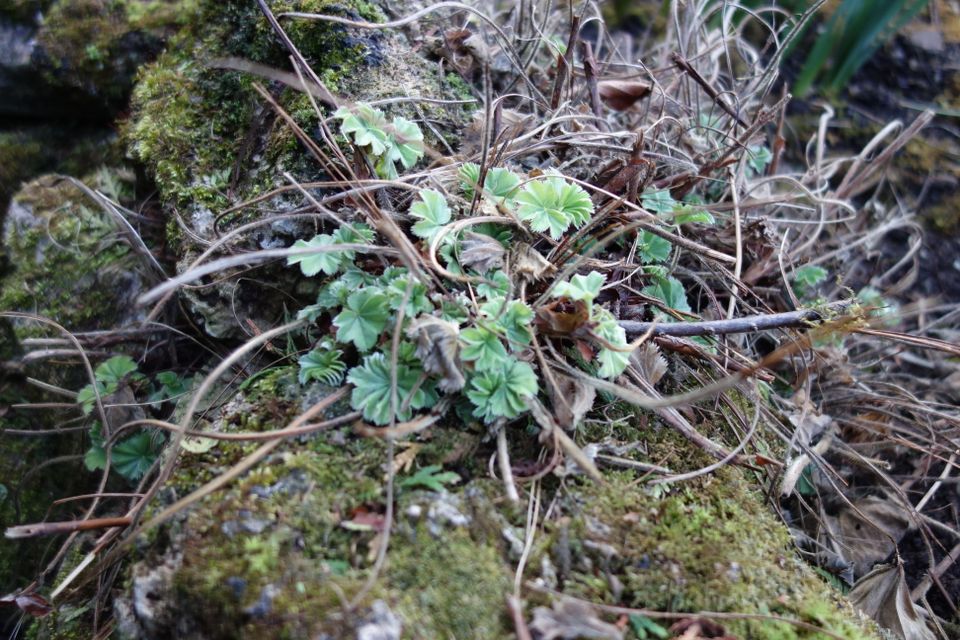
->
[547,372,596,430]
[406,317,465,392]
[512,242,555,282]
[848,563,935,640]
[459,231,505,273]
[597,80,652,111]
[632,342,667,385]
[528,599,623,640]
[834,495,912,577]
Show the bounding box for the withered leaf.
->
[406,317,464,392]
[848,563,936,640]
[597,80,653,111]
[458,231,505,274]
[0,591,53,618]
[529,599,622,640]
[511,242,555,282]
[535,300,590,336]
[834,495,912,578]
[632,342,667,385]
[547,372,595,430]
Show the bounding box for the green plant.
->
[334,103,425,179]
[711,0,929,98]
[791,0,928,98]
[399,464,461,492]
[77,355,164,482]
[288,116,688,427]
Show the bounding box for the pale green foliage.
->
[551,271,605,306]
[460,325,509,372]
[672,205,715,226]
[793,265,828,296]
[480,298,533,349]
[643,275,692,314]
[458,164,521,203]
[288,235,344,277]
[410,189,452,243]
[78,357,161,482]
[467,359,539,423]
[334,289,390,351]
[334,103,424,179]
[593,307,631,379]
[399,465,460,492]
[298,342,346,385]
[475,270,510,299]
[85,425,161,481]
[287,224,374,277]
[641,189,677,214]
[78,355,142,415]
[515,175,593,239]
[637,231,671,263]
[347,352,437,425]
[747,145,773,176]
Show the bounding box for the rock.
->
[125,0,474,338]
[0,0,185,121]
[355,601,402,640]
[0,174,150,340]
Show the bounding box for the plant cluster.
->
[78,355,190,481]
[286,104,763,428]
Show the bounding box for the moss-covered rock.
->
[46,368,877,639]
[0,0,191,121]
[0,173,148,340]
[124,0,474,338]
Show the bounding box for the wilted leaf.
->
[528,599,623,640]
[632,342,667,385]
[512,242,556,282]
[406,316,465,392]
[848,563,936,640]
[597,80,652,111]
[546,372,596,429]
[459,231,505,273]
[0,591,53,617]
[835,495,912,577]
[535,300,590,336]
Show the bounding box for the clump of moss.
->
[35,0,193,112]
[558,469,876,639]
[0,174,142,340]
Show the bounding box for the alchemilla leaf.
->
[410,189,452,243]
[347,352,437,425]
[551,271,606,305]
[516,176,593,239]
[334,289,390,351]
[467,359,539,423]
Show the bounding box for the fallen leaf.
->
[598,80,653,111]
[0,590,53,617]
[459,231,505,273]
[632,342,668,385]
[512,242,556,282]
[547,372,596,430]
[393,442,422,474]
[848,563,936,640]
[535,300,590,336]
[529,599,623,640]
[834,495,912,577]
[406,317,464,392]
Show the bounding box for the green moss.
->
[0,176,139,339]
[126,0,388,209]
[36,0,192,111]
[387,527,512,639]
[559,470,876,639]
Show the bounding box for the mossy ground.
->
[47,372,876,639]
